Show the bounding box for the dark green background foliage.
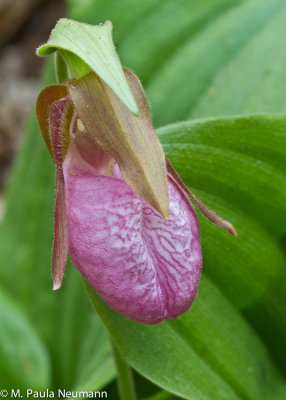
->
[0,0,285,399]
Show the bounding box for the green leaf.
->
[68,0,164,44]
[118,0,241,83]
[84,114,286,400]
[85,277,285,400]
[52,265,116,390]
[160,115,286,233]
[143,0,286,126]
[189,5,286,118]
[37,18,138,115]
[142,391,179,400]
[0,288,50,390]
[158,114,286,376]
[73,312,116,391]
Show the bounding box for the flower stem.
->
[111,339,137,400]
[82,278,137,399]
[54,51,70,83]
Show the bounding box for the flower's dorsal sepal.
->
[67,69,169,220]
[49,98,74,290]
[36,85,68,160]
[37,19,138,115]
[166,159,237,236]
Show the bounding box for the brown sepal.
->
[36,84,68,160]
[67,69,169,220]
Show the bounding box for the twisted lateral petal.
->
[48,97,73,290]
[166,158,237,236]
[63,152,202,324]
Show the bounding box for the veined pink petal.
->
[63,146,202,324]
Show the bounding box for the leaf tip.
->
[37,44,54,57]
[35,45,43,56]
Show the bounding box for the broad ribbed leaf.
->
[189,5,286,118]
[158,115,286,374]
[68,0,164,43]
[86,277,285,400]
[73,313,116,391]
[0,288,50,390]
[85,114,286,400]
[119,0,241,83]
[144,0,286,126]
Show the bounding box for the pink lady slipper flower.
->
[37,67,236,324]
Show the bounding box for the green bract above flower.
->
[37,18,139,115]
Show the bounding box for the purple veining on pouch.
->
[63,139,202,324]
